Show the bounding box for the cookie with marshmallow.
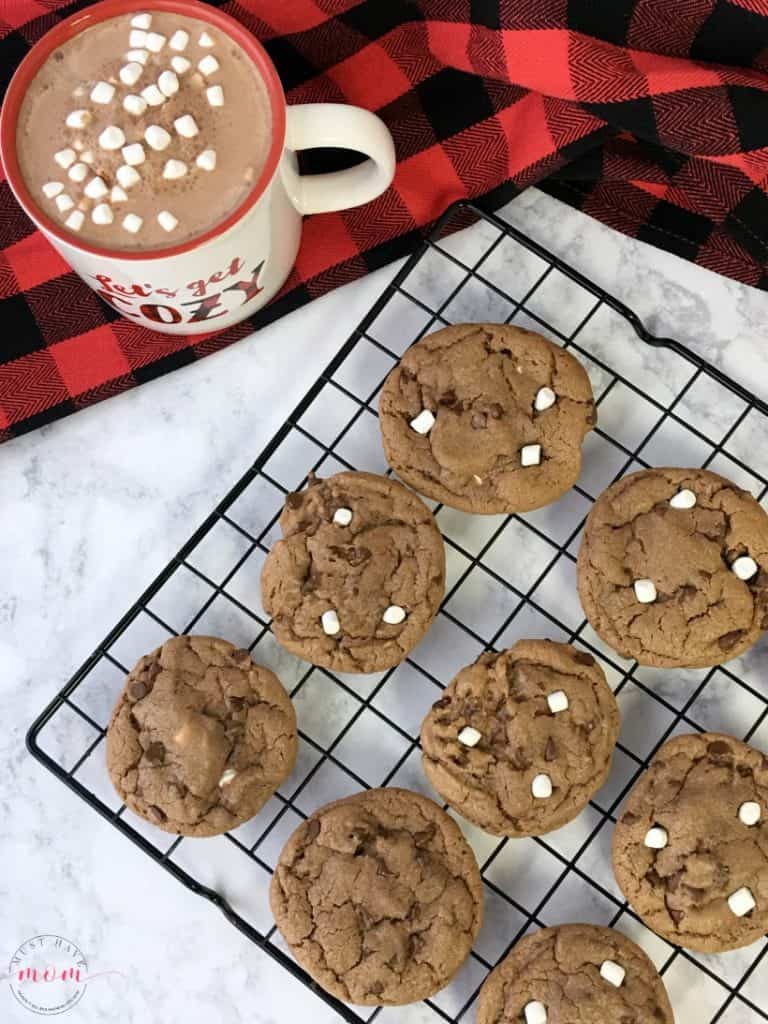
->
[420,639,620,836]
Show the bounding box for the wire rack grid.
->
[28,200,768,1024]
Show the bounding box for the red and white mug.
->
[0,0,396,334]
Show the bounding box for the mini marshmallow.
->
[64,209,84,231]
[145,32,166,53]
[123,94,148,116]
[219,768,237,787]
[199,31,214,46]
[119,61,143,86]
[55,193,75,213]
[732,556,758,581]
[634,578,657,603]
[90,81,115,104]
[171,56,191,74]
[111,185,128,203]
[83,176,108,199]
[472,474,483,484]
[145,124,171,151]
[196,149,217,171]
[81,150,95,165]
[532,773,553,799]
[72,139,85,151]
[206,85,224,107]
[129,29,148,48]
[121,142,146,166]
[383,605,406,625]
[410,409,435,434]
[130,12,152,29]
[157,210,179,232]
[141,84,165,106]
[333,508,353,526]
[728,886,756,917]
[524,1002,547,1024]
[98,125,126,151]
[321,610,340,636]
[521,443,541,467]
[739,801,761,826]
[116,164,141,189]
[670,489,696,509]
[534,386,556,412]
[158,70,179,97]
[163,158,188,179]
[54,148,77,169]
[170,29,189,51]
[42,181,64,199]
[547,690,569,714]
[458,726,482,748]
[644,826,668,849]
[67,162,88,182]
[91,202,113,225]
[600,961,625,988]
[126,48,149,65]
[198,54,219,76]
[65,109,91,129]
[122,213,143,234]
[173,114,199,138]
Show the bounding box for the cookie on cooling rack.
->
[260,470,445,673]
[476,924,674,1024]
[106,635,297,836]
[270,787,483,1005]
[577,467,768,667]
[613,732,768,953]
[378,322,596,514]
[420,640,620,836]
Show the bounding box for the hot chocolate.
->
[16,10,272,251]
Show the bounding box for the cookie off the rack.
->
[420,640,620,836]
[378,323,596,514]
[577,467,768,667]
[260,471,445,673]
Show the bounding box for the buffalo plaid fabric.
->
[2,0,768,441]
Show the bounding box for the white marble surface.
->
[4,189,768,1024]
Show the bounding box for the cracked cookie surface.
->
[106,635,297,836]
[260,471,445,673]
[269,787,483,1005]
[477,924,674,1024]
[420,640,620,836]
[578,467,768,667]
[378,322,596,514]
[613,732,768,952]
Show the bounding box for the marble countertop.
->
[4,189,768,1024]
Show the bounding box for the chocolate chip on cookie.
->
[477,924,674,1024]
[269,787,483,1005]
[106,635,297,836]
[578,467,768,667]
[260,471,445,673]
[420,640,620,837]
[378,322,595,514]
[613,731,768,952]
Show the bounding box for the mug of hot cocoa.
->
[0,0,395,333]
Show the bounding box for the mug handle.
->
[283,103,396,215]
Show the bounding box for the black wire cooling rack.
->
[28,200,768,1024]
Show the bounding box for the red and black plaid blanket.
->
[2,0,768,441]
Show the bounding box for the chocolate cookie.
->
[578,467,768,667]
[270,787,483,1005]
[476,924,674,1024]
[613,732,768,952]
[106,635,297,836]
[378,322,596,514]
[261,471,445,673]
[420,640,620,836]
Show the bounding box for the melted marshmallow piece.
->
[670,489,696,509]
[732,556,758,581]
[728,887,756,917]
[382,605,406,625]
[600,960,625,988]
[633,579,657,603]
[410,409,435,434]
[458,726,482,748]
[321,610,340,636]
[534,386,556,412]
[644,826,668,849]
[333,508,352,526]
[219,768,237,787]
[531,773,552,799]
[524,1002,547,1024]
[547,690,568,713]
[739,801,761,826]
[520,444,541,467]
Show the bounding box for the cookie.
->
[378,322,596,514]
[261,471,445,673]
[106,635,297,836]
[420,640,620,836]
[270,787,483,1005]
[476,924,674,1024]
[578,467,768,667]
[613,732,768,952]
